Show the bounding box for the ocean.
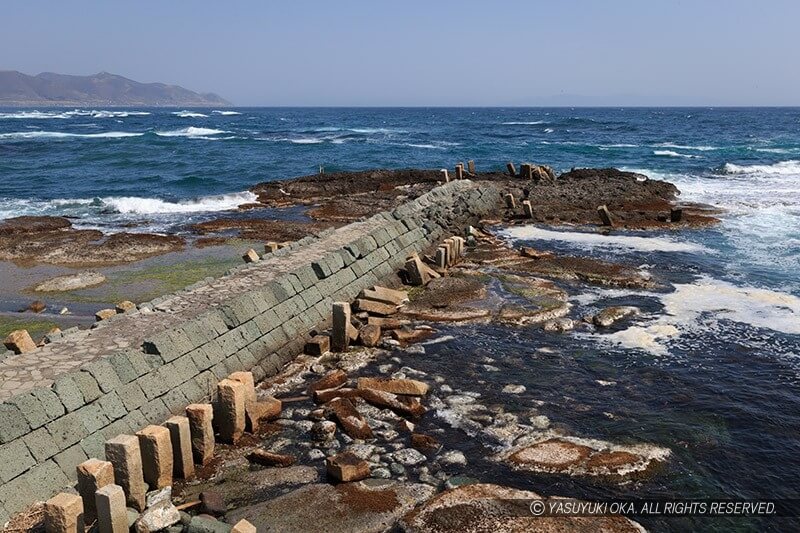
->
[1,107,799,530]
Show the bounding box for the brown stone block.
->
[104,434,146,512]
[186,403,215,465]
[45,492,84,533]
[327,397,373,439]
[76,458,114,525]
[217,379,247,444]
[357,377,430,396]
[325,451,370,482]
[4,329,37,354]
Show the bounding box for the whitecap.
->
[502,121,548,125]
[0,130,144,140]
[653,150,701,159]
[211,110,241,115]
[544,128,554,133]
[723,160,800,175]
[172,111,209,118]
[500,226,709,254]
[155,127,229,137]
[653,142,718,151]
[100,191,257,215]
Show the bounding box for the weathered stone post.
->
[440,169,449,182]
[331,302,352,352]
[443,238,456,265]
[136,425,173,489]
[504,193,516,209]
[597,205,614,226]
[76,459,114,525]
[670,207,683,222]
[95,484,128,533]
[522,200,534,218]
[164,416,195,479]
[520,163,533,180]
[455,163,464,180]
[44,492,84,533]
[186,404,215,465]
[217,379,247,444]
[104,435,146,511]
[467,160,475,174]
[435,246,448,269]
[242,249,260,263]
[453,236,466,257]
[507,162,517,177]
[264,242,279,254]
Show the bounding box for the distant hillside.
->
[0,71,231,107]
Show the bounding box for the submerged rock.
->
[33,271,107,292]
[593,306,639,327]
[400,483,645,532]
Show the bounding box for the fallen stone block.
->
[359,388,426,418]
[136,425,173,489]
[404,254,430,286]
[76,458,115,525]
[354,299,397,316]
[331,302,351,352]
[420,262,441,279]
[304,335,330,356]
[264,242,279,254]
[115,301,137,314]
[4,329,37,354]
[95,484,128,533]
[232,519,257,533]
[95,309,117,322]
[248,449,296,467]
[105,434,147,512]
[390,328,432,344]
[325,452,370,482]
[597,205,614,226]
[245,397,282,432]
[411,433,440,451]
[217,379,247,444]
[367,317,411,330]
[242,249,260,263]
[307,369,348,396]
[45,492,84,533]
[164,416,195,479]
[327,397,374,439]
[358,324,382,347]
[186,404,215,465]
[313,387,360,404]
[311,420,337,441]
[360,286,408,306]
[357,377,429,396]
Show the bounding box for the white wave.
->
[653,150,701,159]
[404,143,445,150]
[723,160,800,175]
[0,109,150,119]
[502,121,548,125]
[0,130,144,140]
[500,226,709,254]
[653,142,718,151]
[211,110,241,115]
[597,276,800,355]
[600,143,638,148]
[172,111,209,118]
[155,127,229,137]
[752,148,797,154]
[544,128,554,133]
[101,191,257,215]
[290,138,324,144]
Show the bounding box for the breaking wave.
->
[0,130,144,140]
[212,110,241,115]
[100,191,257,214]
[653,150,701,159]
[723,160,800,175]
[155,127,229,137]
[502,121,548,125]
[172,111,209,118]
[0,110,150,119]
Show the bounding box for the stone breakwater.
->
[0,179,501,523]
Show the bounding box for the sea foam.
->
[723,160,800,175]
[155,127,229,137]
[500,226,709,254]
[0,131,144,140]
[100,191,257,215]
[172,111,209,118]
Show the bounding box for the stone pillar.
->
[165,416,195,479]
[467,160,475,174]
[507,162,517,177]
[504,193,516,209]
[670,207,683,222]
[186,404,215,465]
[520,163,533,180]
[229,371,256,406]
[443,238,456,265]
[45,492,84,533]
[440,169,449,182]
[522,200,534,218]
[597,205,613,226]
[264,242,279,254]
[435,246,448,269]
[104,434,146,511]
[453,236,466,257]
[232,519,258,533]
[95,484,128,533]
[217,379,247,444]
[76,459,114,525]
[331,302,352,352]
[455,163,464,180]
[136,425,173,489]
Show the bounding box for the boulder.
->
[248,449,296,467]
[307,369,348,396]
[355,299,398,316]
[358,324,382,347]
[200,491,226,516]
[33,271,106,292]
[95,308,117,321]
[116,300,137,313]
[359,286,409,306]
[593,306,638,327]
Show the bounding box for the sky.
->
[2,0,799,106]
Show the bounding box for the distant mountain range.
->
[0,71,231,107]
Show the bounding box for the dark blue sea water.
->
[1,107,799,530]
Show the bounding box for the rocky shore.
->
[3,164,717,531]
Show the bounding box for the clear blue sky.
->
[3,0,798,106]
